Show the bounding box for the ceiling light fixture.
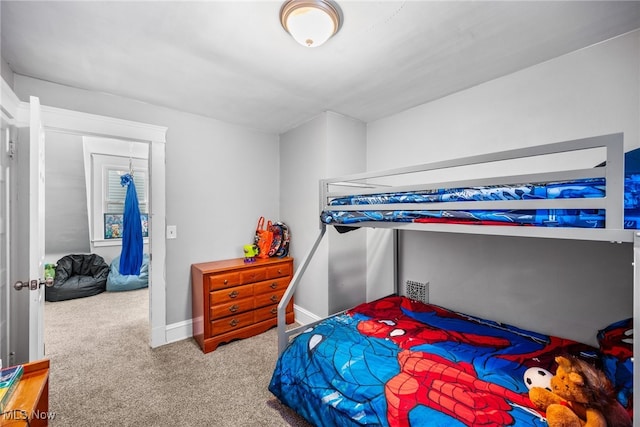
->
[280,0,342,48]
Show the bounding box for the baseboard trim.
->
[165,319,193,345]
[292,304,321,325]
[162,304,319,346]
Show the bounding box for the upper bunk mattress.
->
[321,176,640,228]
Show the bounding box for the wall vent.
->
[406,280,429,303]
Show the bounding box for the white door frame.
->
[4,79,168,348]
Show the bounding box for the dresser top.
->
[191,256,293,275]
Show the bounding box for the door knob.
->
[14,278,54,291]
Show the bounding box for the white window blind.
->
[105,168,148,214]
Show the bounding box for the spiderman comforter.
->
[269,296,600,427]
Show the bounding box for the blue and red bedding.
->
[269,296,604,427]
[321,176,640,228]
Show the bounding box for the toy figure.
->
[44,263,56,280]
[243,244,258,263]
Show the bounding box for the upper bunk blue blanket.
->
[321,175,640,228]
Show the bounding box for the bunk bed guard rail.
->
[320,133,628,242]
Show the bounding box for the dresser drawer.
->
[210,311,254,336]
[254,277,290,295]
[255,288,286,308]
[210,283,254,303]
[254,305,278,321]
[239,267,267,284]
[266,263,292,279]
[209,272,241,291]
[210,298,254,320]
[254,299,294,322]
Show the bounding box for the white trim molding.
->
[41,105,167,143]
[292,304,320,326]
[0,78,23,126]
[165,319,193,345]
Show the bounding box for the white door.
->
[27,96,46,361]
[0,119,11,367]
[8,96,47,363]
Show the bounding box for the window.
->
[83,137,149,246]
[101,161,148,240]
[104,165,148,215]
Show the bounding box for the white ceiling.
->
[2,1,639,134]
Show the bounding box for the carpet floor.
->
[43,287,311,426]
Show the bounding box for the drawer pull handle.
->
[270,282,278,289]
[270,295,278,303]
[277,269,282,274]
[229,290,239,298]
[223,279,229,285]
[230,319,239,327]
[271,307,277,314]
[229,304,239,313]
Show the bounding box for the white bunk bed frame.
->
[276,132,638,424]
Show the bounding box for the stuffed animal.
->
[528,355,632,427]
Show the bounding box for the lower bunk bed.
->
[270,295,633,426]
[271,133,637,426]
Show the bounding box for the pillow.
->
[106,254,149,292]
[597,318,633,415]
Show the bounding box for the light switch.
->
[166,225,177,239]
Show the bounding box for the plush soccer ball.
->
[523,366,553,391]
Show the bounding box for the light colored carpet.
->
[44,287,311,426]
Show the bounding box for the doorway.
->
[4,94,167,362]
[43,132,151,356]
[34,106,168,350]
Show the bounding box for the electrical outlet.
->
[166,225,177,239]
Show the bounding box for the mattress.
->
[321,176,640,229]
[269,295,601,427]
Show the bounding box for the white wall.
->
[326,113,367,314]
[1,56,14,88]
[280,115,329,317]
[44,131,90,258]
[13,75,280,326]
[280,112,366,318]
[365,31,640,346]
[368,31,640,168]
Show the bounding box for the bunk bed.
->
[270,133,638,427]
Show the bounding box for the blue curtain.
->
[119,173,143,275]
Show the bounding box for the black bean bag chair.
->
[45,254,109,302]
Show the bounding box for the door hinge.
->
[7,139,15,159]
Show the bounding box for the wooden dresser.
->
[1,359,50,426]
[191,257,294,353]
